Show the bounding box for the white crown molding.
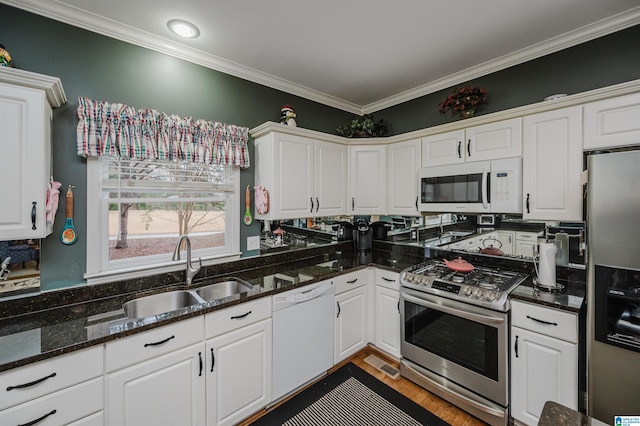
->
[0,66,67,107]
[362,7,640,114]
[251,78,640,145]
[3,0,639,115]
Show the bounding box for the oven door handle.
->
[402,292,505,325]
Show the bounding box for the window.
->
[86,157,240,283]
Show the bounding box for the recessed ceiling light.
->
[167,19,200,38]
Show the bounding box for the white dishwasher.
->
[272,279,335,402]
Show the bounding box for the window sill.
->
[84,251,242,285]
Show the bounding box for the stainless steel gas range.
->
[399,259,529,426]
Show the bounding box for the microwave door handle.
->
[482,167,489,209]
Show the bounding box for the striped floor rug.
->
[252,363,449,426]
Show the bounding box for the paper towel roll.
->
[537,242,557,287]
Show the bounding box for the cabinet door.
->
[0,84,51,239]
[107,343,206,426]
[421,129,465,167]
[206,319,272,426]
[515,232,539,258]
[511,326,578,426]
[466,118,522,162]
[314,140,347,216]
[273,133,314,218]
[495,230,514,255]
[375,285,400,359]
[522,106,583,221]
[335,286,368,363]
[349,146,387,215]
[584,92,640,150]
[388,139,421,216]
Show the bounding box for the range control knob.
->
[485,292,496,302]
[463,286,473,296]
[474,289,484,299]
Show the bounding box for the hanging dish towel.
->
[46,178,62,226]
[254,185,269,214]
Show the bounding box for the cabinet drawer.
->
[375,269,399,290]
[205,296,271,339]
[0,346,102,410]
[106,316,204,372]
[515,231,538,241]
[335,269,368,294]
[0,377,103,426]
[511,300,578,343]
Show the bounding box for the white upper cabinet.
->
[349,145,387,215]
[466,118,522,162]
[584,92,640,150]
[0,68,66,239]
[522,106,583,221]
[387,139,421,216]
[421,129,466,166]
[314,140,348,216]
[254,131,347,220]
[421,118,522,167]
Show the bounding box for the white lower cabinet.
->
[204,297,272,426]
[0,346,103,426]
[206,318,272,426]
[514,231,540,258]
[510,300,578,426]
[375,282,401,359]
[374,268,400,359]
[105,316,206,426]
[335,284,368,363]
[107,343,206,426]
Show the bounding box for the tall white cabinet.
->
[0,68,66,239]
[522,106,583,221]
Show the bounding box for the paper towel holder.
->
[533,241,563,291]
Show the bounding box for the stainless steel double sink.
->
[122,278,254,319]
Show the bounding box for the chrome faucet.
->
[172,235,202,285]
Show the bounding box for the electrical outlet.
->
[247,236,260,251]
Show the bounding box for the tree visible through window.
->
[102,158,234,265]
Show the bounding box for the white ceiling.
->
[4,0,640,114]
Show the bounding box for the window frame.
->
[85,157,241,285]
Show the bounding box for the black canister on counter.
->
[353,220,373,251]
[370,221,391,240]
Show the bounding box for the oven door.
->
[400,287,509,406]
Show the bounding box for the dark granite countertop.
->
[510,272,586,313]
[0,242,422,372]
[538,401,608,426]
[0,237,584,373]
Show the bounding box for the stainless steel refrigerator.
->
[587,149,640,422]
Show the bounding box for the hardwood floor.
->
[239,346,488,425]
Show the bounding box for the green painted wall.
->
[379,24,640,135]
[1,4,355,290]
[1,3,639,290]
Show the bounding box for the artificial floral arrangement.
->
[336,114,388,138]
[438,85,488,118]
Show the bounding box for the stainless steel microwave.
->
[418,157,522,213]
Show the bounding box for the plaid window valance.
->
[76,97,250,168]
